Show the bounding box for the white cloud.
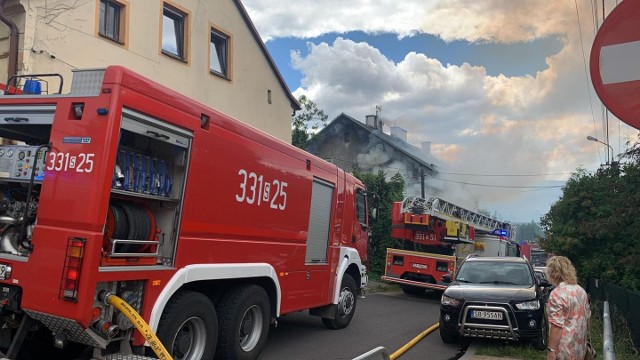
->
[242,0,637,221]
[244,0,576,43]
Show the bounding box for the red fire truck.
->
[0,66,371,360]
[382,196,514,294]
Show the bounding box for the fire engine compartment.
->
[0,100,192,350]
[0,105,190,269]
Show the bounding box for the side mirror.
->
[441,274,452,284]
[538,277,551,287]
[368,192,379,224]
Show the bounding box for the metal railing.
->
[352,346,390,360]
[603,301,616,360]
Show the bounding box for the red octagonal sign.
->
[590,0,640,129]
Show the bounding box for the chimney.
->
[421,141,431,157]
[390,126,407,142]
[365,115,384,130]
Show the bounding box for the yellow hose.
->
[389,323,439,360]
[106,294,173,360]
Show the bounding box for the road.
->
[259,290,469,360]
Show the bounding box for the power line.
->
[575,0,603,164]
[438,171,571,177]
[431,177,564,189]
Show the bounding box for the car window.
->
[456,261,533,285]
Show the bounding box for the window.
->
[162,4,187,61]
[356,189,367,225]
[210,28,229,77]
[99,0,124,43]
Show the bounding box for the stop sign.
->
[590,0,640,129]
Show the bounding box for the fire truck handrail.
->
[400,196,511,234]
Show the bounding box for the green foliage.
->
[355,170,405,276]
[291,95,328,149]
[515,221,544,243]
[540,162,640,291]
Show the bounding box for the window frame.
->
[209,26,231,79]
[161,3,189,62]
[97,0,127,45]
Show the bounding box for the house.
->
[305,112,440,196]
[0,0,298,141]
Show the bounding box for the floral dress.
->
[547,282,591,360]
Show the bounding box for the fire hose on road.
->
[352,322,440,360]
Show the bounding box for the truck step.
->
[102,355,159,360]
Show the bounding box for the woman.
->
[545,256,591,360]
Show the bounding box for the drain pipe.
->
[0,0,19,80]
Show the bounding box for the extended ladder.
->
[400,196,512,236]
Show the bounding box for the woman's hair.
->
[546,256,578,285]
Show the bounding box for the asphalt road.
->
[259,290,470,360]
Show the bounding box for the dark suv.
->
[439,256,551,349]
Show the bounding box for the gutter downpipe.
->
[0,0,19,80]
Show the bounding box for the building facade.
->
[306,113,440,197]
[0,0,297,141]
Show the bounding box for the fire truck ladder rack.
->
[400,196,510,235]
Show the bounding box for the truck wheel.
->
[401,285,424,295]
[156,291,217,360]
[216,284,270,360]
[322,274,357,330]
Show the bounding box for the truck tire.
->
[401,285,424,295]
[156,291,217,360]
[215,284,270,360]
[322,274,357,330]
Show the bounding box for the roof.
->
[233,0,300,111]
[465,256,528,264]
[322,113,439,173]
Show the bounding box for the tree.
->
[291,95,328,149]
[355,170,405,276]
[540,161,640,290]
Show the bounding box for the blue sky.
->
[244,0,636,223]
[266,32,565,91]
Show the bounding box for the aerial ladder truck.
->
[382,196,516,294]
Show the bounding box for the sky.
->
[242,0,638,224]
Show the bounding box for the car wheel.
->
[439,320,458,344]
[533,314,548,350]
[322,274,357,329]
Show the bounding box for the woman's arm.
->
[546,323,562,360]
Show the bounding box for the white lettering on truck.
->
[235,169,287,210]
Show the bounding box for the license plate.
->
[412,263,427,269]
[471,310,503,320]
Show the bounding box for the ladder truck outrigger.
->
[382,196,516,295]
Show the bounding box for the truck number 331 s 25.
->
[46,152,95,173]
[236,169,287,210]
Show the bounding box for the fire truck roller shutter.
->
[148,264,282,334]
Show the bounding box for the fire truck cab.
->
[0,67,370,360]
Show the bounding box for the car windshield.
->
[456,261,533,286]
